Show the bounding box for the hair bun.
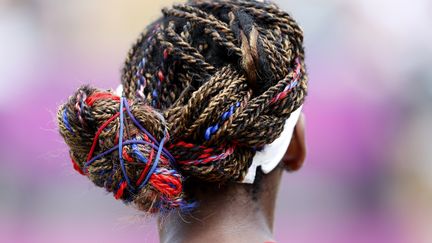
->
[58,86,194,212]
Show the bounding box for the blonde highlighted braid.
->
[57,0,307,213]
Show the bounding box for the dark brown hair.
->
[57,0,307,213]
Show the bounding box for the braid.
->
[57,0,308,213]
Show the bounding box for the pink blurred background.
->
[1,0,431,242]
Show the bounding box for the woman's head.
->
[57,0,307,213]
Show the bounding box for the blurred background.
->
[0,0,431,242]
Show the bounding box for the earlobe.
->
[282,113,306,171]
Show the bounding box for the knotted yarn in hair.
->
[58,86,194,212]
[57,0,308,213]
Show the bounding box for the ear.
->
[282,113,306,171]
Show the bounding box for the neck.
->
[158,168,282,243]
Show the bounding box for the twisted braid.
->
[57,0,308,213]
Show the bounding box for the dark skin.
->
[159,114,306,243]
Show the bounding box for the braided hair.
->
[57,0,307,213]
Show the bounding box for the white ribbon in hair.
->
[242,106,302,184]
